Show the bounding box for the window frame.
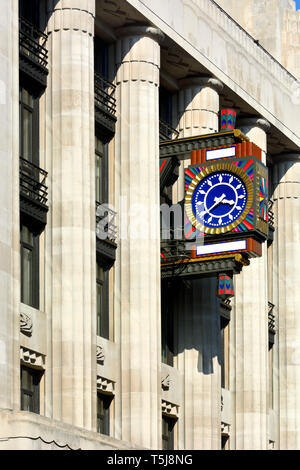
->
[19,86,39,166]
[162,414,176,450]
[20,364,43,414]
[96,263,109,339]
[20,224,39,309]
[97,392,113,436]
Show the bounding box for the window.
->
[221,434,230,450]
[96,263,109,339]
[94,36,109,79]
[19,0,40,27]
[161,281,175,366]
[220,316,230,390]
[20,224,39,309]
[97,393,113,435]
[162,415,176,450]
[268,341,274,409]
[20,365,43,414]
[19,87,38,165]
[159,87,173,125]
[95,137,108,205]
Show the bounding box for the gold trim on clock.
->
[185,162,254,235]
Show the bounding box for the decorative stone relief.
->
[162,400,179,418]
[20,347,45,369]
[20,312,33,336]
[96,345,105,364]
[97,375,115,394]
[161,374,171,391]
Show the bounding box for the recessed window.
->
[20,224,39,309]
[96,263,109,339]
[161,281,175,366]
[19,87,38,165]
[20,365,43,414]
[162,415,176,450]
[220,316,230,390]
[95,137,108,205]
[97,393,113,436]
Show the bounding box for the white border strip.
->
[206,146,236,161]
[196,239,247,256]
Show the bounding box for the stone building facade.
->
[0,0,300,450]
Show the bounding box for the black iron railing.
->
[161,239,187,263]
[159,119,179,142]
[94,72,116,117]
[268,301,276,333]
[268,199,275,229]
[96,201,117,242]
[20,158,48,206]
[19,17,48,70]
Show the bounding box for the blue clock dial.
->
[191,171,247,228]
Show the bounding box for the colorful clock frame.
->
[185,156,269,242]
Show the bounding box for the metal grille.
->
[20,158,48,206]
[19,17,48,69]
[94,72,116,116]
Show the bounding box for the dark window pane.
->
[96,265,109,339]
[20,225,39,309]
[97,394,112,436]
[20,365,42,414]
[162,415,176,450]
[161,282,174,366]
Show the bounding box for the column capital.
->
[238,116,271,133]
[115,25,164,44]
[179,76,224,93]
[46,0,95,35]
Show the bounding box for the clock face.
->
[185,162,254,235]
[192,171,247,229]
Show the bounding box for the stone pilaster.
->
[0,0,19,412]
[231,117,270,449]
[173,76,223,203]
[114,25,163,448]
[45,0,96,429]
[174,76,223,449]
[272,154,300,449]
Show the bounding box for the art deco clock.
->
[185,158,268,240]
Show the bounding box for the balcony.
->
[159,119,179,142]
[19,158,48,233]
[19,17,48,91]
[96,202,117,268]
[94,72,117,143]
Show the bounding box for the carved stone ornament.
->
[161,374,171,391]
[20,312,33,336]
[96,345,105,364]
[20,347,45,369]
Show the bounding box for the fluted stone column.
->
[231,117,270,449]
[45,0,96,429]
[0,0,19,412]
[173,76,223,203]
[175,77,223,449]
[114,26,163,448]
[272,154,300,449]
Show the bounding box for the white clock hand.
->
[221,199,235,206]
[199,193,226,218]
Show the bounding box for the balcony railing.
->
[159,119,179,142]
[19,17,48,70]
[268,301,276,333]
[268,199,275,229]
[96,201,117,243]
[94,72,116,117]
[19,157,48,206]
